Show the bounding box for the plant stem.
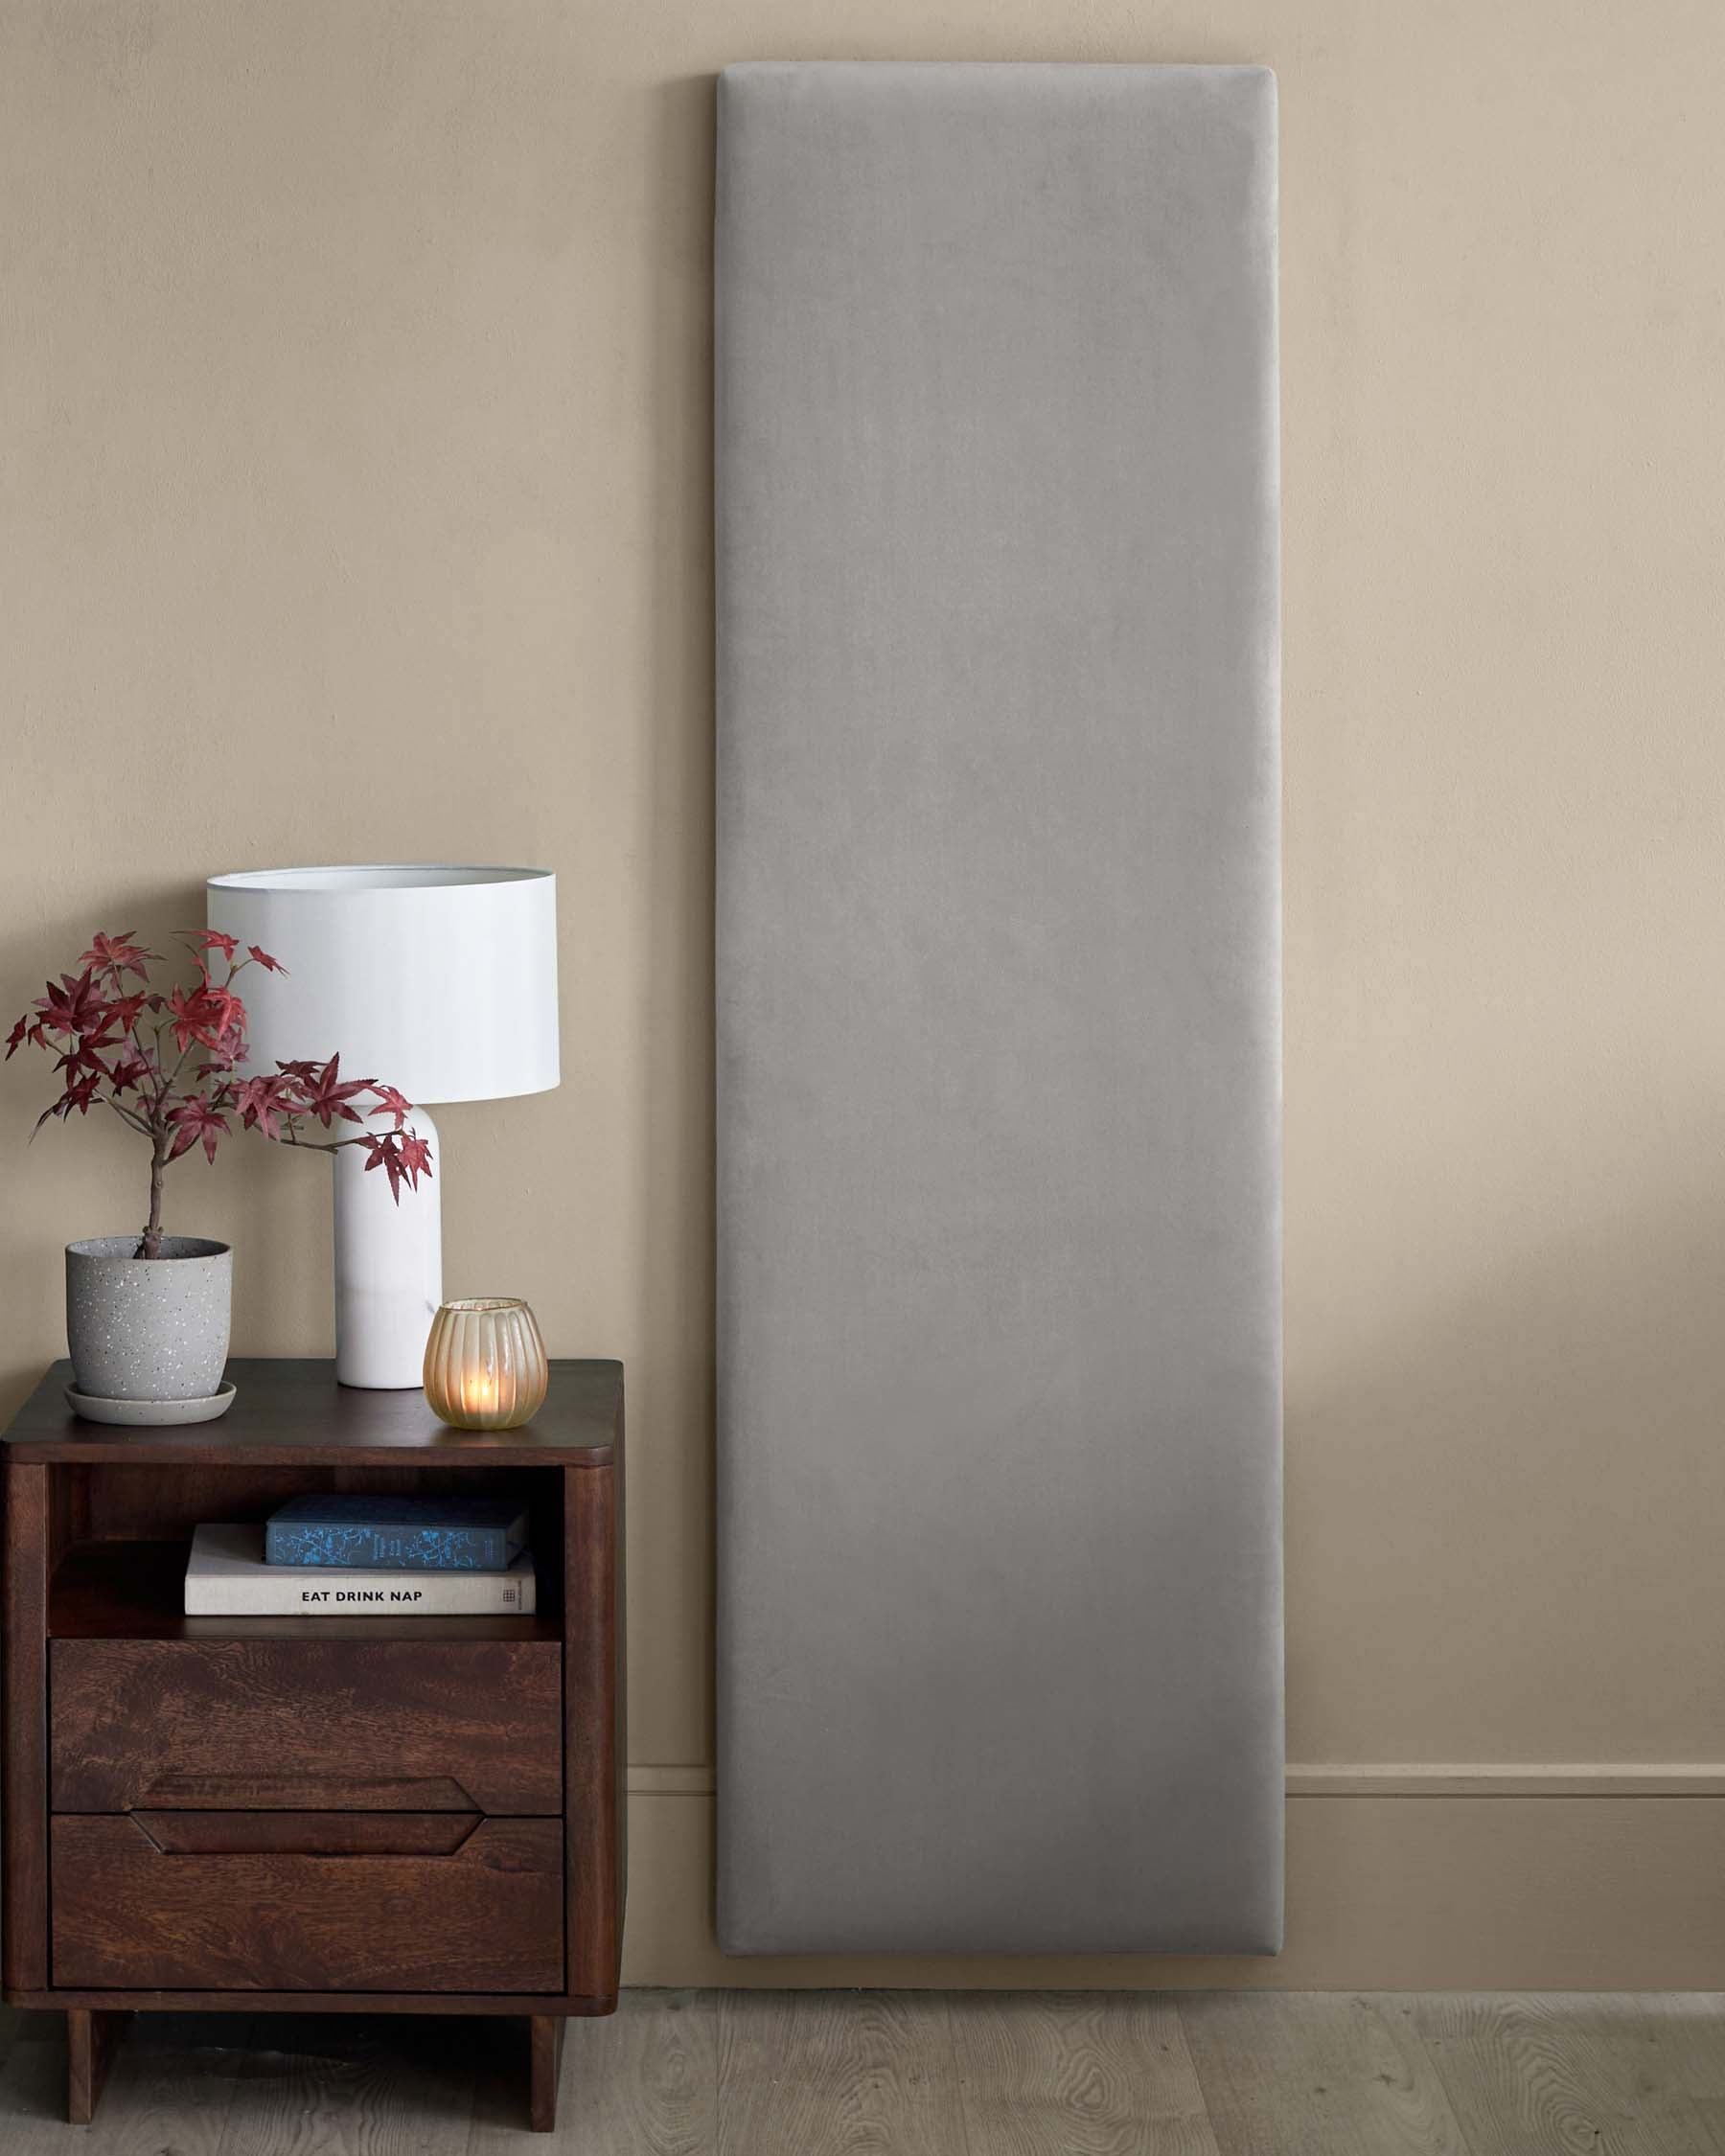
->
[279,1129,344,1155]
[137,1126,169,1260]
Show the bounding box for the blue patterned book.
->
[265,1494,530,1571]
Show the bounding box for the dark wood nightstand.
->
[0,1357,625,2130]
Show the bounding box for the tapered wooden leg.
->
[66,2007,128,2124]
[529,2014,565,2132]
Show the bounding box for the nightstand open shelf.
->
[2,1358,625,2131]
[49,1536,564,1640]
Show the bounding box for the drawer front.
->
[51,1639,562,1815]
[52,1813,564,1992]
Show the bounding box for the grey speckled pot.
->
[65,1236,232,1402]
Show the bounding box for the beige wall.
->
[4,0,1723,1986]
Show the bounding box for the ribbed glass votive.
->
[423,1297,549,1431]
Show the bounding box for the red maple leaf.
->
[360,1128,430,1202]
[164,985,216,1053]
[53,1030,118,1082]
[5,1014,36,1060]
[361,1132,403,1199]
[34,972,105,1039]
[166,984,244,1055]
[104,992,150,1033]
[211,990,247,1046]
[399,1129,433,1189]
[367,1083,414,1130]
[72,1009,125,1058]
[191,929,239,962]
[299,1054,375,1129]
[168,1096,229,1164]
[105,1054,152,1095]
[79,931,158,985]
[34,1070,104,1133]
[246,946,287,973]
[233,1071,299,1140]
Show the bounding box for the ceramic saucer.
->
[64,1380,237,1426]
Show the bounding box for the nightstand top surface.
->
[1,1358,620,1465]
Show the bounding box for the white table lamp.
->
[206,865,558,1388]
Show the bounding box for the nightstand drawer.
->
[51,1639,563,1815]
[51,1814,564,1991]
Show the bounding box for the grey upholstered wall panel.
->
[716,61,1281,1955]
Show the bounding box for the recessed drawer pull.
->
[127,1812,482,1858]
[137,1774,483,1813]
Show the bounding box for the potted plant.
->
[7,929,429,1413]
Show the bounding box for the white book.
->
[184,1524,537,1616]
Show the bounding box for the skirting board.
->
[620,1782,1725,1991]
[632,1762,1725,1800]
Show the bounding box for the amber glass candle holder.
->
[423,1298,549,1431]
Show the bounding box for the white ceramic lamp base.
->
[332,1107,442,1388]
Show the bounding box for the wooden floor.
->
[3,1991,1725,2151]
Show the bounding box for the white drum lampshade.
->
[207,865,559,1388]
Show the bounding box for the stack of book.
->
[183,1495,536,1615]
